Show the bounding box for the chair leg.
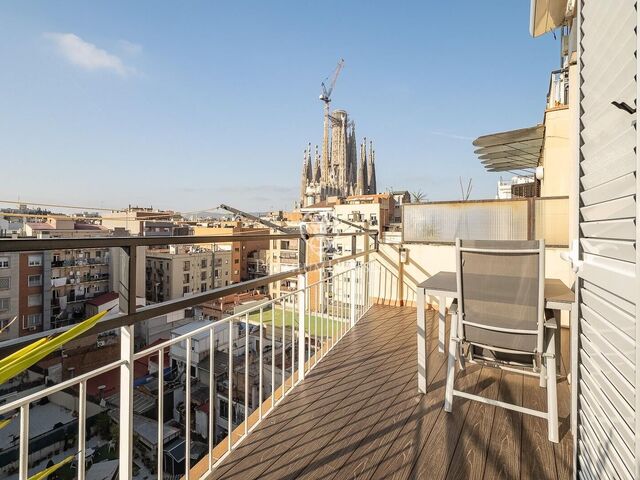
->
[546,328,559,443]
[457,316,465,371]
[444,314,458,412]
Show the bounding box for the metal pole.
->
[350,268,356,327]
[298,273,306,380]
[244,313,249,435]
[185,337,192,479]
[19,404,29,480]
[78,380,87,480]
[258,307,263,421]
[119,244,136,480]
[227,319,233,452]
[158,348,165,478]
[208,328,215,472]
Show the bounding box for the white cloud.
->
[44,32,134,77]
[428,131,474,141]
[118,39,143,56]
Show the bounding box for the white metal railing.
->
[0,259,413,480]
[547,69,569,109]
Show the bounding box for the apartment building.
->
[23,217,113,329]
[268,236,301,301]
[191,224,270,283]
[101,207,185,236]
[390,191,411,225]
[0,252,19,340]
[145,246,233,303]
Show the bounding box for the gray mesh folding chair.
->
[444,239,559,443]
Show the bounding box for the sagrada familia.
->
[299,109,377,207]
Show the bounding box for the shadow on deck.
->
[206,304,573,480]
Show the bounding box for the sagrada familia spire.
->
[300,109,377,207]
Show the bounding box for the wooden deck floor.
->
[208,304,573,480]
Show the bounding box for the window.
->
[26,313,42,327]
[200,271,207,281]
[0,298,9,311]
[183,286,190,294]
[0,277,9,290]
[183,273,190,283]
[28,254,42,267]
[183,261,190,271]
[201,283,207,292]
[234,259,239,264]
[27,294,42,307]
[28,275,42,287]
[96,250,102,258]
[214,269,220,278]
[0,318,12,330]
[201,259,207,268]
[0,257,9,268]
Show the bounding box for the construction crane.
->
[319,59,345,177]
[319,58,345,105]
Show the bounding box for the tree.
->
[411,190,427,203]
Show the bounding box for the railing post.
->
[19,404,29,480]
[350,268,356,327]
[398,247,405,307]
[118,245,136,480]
[297,273,306,380]
[363,222,370,312]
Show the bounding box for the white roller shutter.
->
[577,1,638,478]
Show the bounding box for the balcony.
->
[202,305,572,480]
[0,231,576,480]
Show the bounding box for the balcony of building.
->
[198,304,572,480]
[0,224,613,480]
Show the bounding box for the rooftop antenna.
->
[459,177,473,201]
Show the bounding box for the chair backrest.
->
[455,239,545,355]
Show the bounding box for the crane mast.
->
[319,59,345,186]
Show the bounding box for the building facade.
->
[145,246,233,303]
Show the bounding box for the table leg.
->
[555,310,562,376]
[417,288,427,394]
[438,296,446,354]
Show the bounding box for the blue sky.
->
[0,2,558,212]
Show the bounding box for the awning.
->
[473,125,544,172]
[530,0,570,37]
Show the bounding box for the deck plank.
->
[209,307,418,480]
[406,365,483,480]
[521,374,558,480]
[482,371,523,480]
[445,367,501,480]
[207,306,395,478]
[205,305,572,480]
[298,313,444,480]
